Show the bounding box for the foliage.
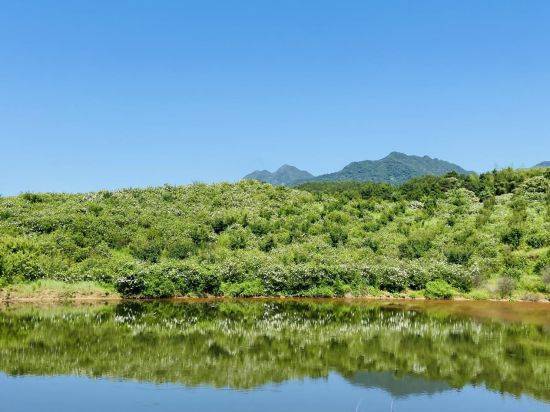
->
[424,280,455,299]
[0,168,549,299]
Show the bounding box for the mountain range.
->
[244,152,471,186]
[534,161,550,168]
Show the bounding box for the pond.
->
[0,299,548,411]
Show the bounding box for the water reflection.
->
[0,300,548,403]
[348,371,451,398]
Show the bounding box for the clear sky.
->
[1,1,549,195]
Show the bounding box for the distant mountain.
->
[243,152,470,186]
[533,161,550,168]
[308,152,470,185]
[243,164,314,186]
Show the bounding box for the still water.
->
[0,299,548,411]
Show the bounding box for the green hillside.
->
[0,168,549,300]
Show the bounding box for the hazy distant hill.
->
[243,164,314,185]
[533,161,550,168]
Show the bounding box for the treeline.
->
[0,168,549,299]
[297,167,550,201]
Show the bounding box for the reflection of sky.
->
[1,372,547,412]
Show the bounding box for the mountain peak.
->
[311,152,470,185]
[386,151,407,158]
[244,164,313,186]
[276,164,300,173]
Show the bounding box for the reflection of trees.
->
[0,301,548,401]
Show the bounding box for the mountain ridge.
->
[243,164,314,186]
[244,152,471,186]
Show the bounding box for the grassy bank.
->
[1,168,549,300]
[0,280,119,301]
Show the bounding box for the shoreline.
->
[1,291,548,304]
[2,294,548,327]
[1,279,548,304]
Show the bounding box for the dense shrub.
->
[424,280,454,299]
[534,252,550,275]
[399,238,432,259]
[526,233,548,249]
[116,273,145,297]
[501,228,522,249]
[375,266,409,292]
[445,246,473,265]
[164,237,195,259]
[129,234,163,263]
[221,279,265,297]
[406,263,431,290]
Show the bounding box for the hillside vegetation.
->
[0,168,549,299]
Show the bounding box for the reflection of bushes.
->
[0,301,548,402]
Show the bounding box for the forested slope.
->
[0,168,549,299]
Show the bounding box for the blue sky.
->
[1,1,549,194]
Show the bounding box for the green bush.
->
[526,234,548,249]
[221,279,265,297]
[445,246,473,265]
[376,266,409,292]
[218,225,249,250]
[164,237,195,259]
[501,267,522,280]
[129,234,163,263]
[534,252,550,275]
[116,273,146,297]
[424,280,454,300]
[517,275,546,293]
[142,276,177,298]
[429,262,473,292]
[326,223,348,246]
[362,237,379,252]
[501,228,522,249]
[399,238,432,259]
